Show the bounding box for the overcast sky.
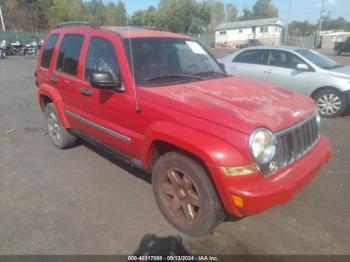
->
[124,0,350,23]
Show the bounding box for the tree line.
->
[0,0,349,35]
[0,0,277,32]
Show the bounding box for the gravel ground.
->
[0,52,349,255]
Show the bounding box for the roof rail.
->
[56,21,99,29]
[131,26,158,30]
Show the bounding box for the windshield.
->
[124,38,225,86]
[296,49,340,69]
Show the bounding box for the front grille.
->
[259,113,320,175]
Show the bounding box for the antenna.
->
[126,15,142,113]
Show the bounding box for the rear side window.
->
[234,50,267,65]
[56,34,84,76]
[40,34,58,69]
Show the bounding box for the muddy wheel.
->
[152,152,225,237]
[45,103,77,149]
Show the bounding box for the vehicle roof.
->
[239,45,306,51]
[103,26,191,39]
[51,25,191,40]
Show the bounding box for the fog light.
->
[232,195,243,208]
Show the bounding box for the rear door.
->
[51,33,87,131]
[227,49,268,81]
[37,34,59,88]
[261,50,312,95]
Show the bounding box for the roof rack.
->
[56,21,99,29]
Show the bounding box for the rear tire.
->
[45,103,77,149]
[152,152,225,237]
[314,89,347,118]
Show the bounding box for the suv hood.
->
[140,77,315,134]
[328,66,350,79]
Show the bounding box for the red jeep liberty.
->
[36,22,331,236]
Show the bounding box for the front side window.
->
[85,37,120,81]
[234,50,267,65]
[40,34,58,69]
[124,38,225,86]
[56,34,84,76]
[268,50,304,69]
[295,49,339,69]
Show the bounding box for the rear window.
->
[40,34,58,69]
[56,34,84,76]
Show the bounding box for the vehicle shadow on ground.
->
[80,140,152,184]
[80,140,245,224]
[133,234,191,255]
[342,106,350,117]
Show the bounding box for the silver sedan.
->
[218,46,350,117]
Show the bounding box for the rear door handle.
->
[80,87,93,96]
[264,70,272,74]
[50,75,59,83]
[230,66,237,70]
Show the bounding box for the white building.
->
[215,17,284,47]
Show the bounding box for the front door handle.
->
[80,87,93,96]
[264,70,272,74]
[50,75,59,83]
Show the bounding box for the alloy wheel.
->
[159,168,202,224]
[47,112,62,145]
[317,93,342,116]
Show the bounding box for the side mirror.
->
[90,72,123,91]
[296,63,309,71]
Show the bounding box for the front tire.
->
[152,152,225,237]
[314,89,347,118]
[45,103,77,149]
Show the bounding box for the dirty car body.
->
[35,24,331,236]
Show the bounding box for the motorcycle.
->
[9,39,24,56]
[0,47,5,59]
[0,40,8,58]
[24,40,39,55]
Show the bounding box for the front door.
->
[261,50,312,95]
[71,34,138,157]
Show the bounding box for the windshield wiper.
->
[192,71,228,77]
[145,74,204,82]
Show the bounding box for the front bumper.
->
[208,135,331,217]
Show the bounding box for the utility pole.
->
[0,5,6,31]
[317,0,325,47]
[285,0,291,43]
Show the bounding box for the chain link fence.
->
[281,35,316,49]
[190,34,215,49]
[194,33,317,50]
[0,30,46,43]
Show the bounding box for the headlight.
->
[249,128,276,164]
